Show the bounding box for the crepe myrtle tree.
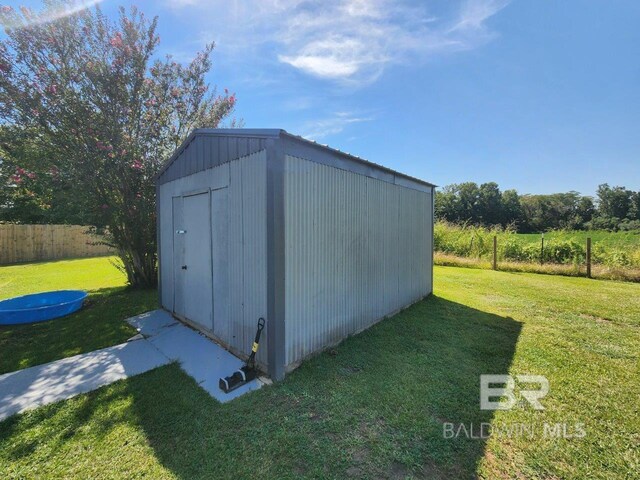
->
[0,4,237,287]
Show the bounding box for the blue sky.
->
[7,1,640,195]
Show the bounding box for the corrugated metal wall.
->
[157,134,269,185]
[158,149,269,367]
[283,155,432,368]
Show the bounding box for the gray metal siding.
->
[283,155,432,368]
[157,135,269,185]
[158,149,268,367]
[281,133,434,193]
[238,151,269,367]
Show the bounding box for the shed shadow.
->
[116,294,522,479]
[0,295,523,478]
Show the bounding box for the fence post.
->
[586,237,591,278]
[493,235,497,270]
[540,233,544,265]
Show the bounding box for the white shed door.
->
[175,191,213,331]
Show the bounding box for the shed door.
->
[174,191,213,330]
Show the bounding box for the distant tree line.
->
[435,182,640,233]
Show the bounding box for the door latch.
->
[176,229,186,234]
[181,265,188,270]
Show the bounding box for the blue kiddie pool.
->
[0,290,88,325]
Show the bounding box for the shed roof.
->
[156,129,436,189]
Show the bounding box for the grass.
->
[1,265,638,478]
[0,256,126,299]
[0,257,156,374]
[435,252,640,282]
[516,229,640,248]
[435,221,640,281]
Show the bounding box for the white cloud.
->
[451,0,511,32]
[0,0,103,28]
[300,111,374,140]
[169,0,510,85]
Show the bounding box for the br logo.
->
[480,375,549,410]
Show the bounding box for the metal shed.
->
[156,129,435,380]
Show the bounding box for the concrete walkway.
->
[0,310,263,420]
[0,340,169,421]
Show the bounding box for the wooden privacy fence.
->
[0,224,113,265]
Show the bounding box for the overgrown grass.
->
[0,257,156,374]
[435,222,640,281]
[435,253,640,282]
[1,266,638,479]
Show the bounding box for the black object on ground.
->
[219,317,265,393]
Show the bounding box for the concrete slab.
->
[146,317,263,402]
[0,340,170,421]
[126,309,178,337]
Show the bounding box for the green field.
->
[516,229,640,248]
[1,258,638,478]
[435,222,640,281]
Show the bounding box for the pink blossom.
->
[96,140,112,152]
[26,172,36,179]
[1,6,13,14]
[228,94,236,105]
[110,32,123,48]
[16,167,25,175]
[46,84,58,95]
[131,160,143,170]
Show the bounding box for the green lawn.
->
[0,257,156,374]
[1,264,639,479]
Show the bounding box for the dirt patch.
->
[293,464,307,476]
[579,313,614,324]
[351,446,369,463]
[340,365,364,375]
[389,461,410,479]
[346,466,363,477]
